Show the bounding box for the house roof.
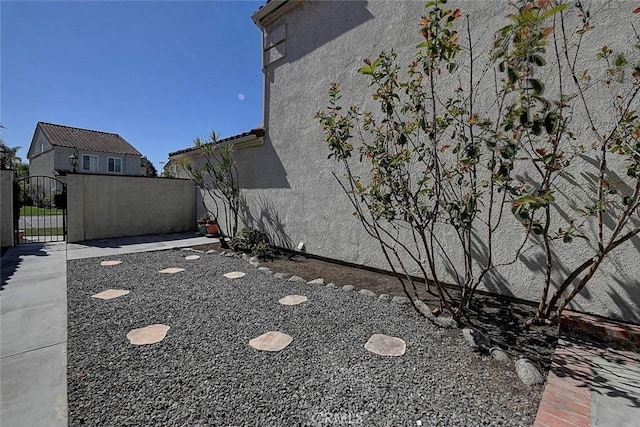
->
[35,122,142,156]
[168,128,265,157]
[252,0,300,29]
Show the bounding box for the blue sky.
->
[1,0,264,171]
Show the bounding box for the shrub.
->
[231,227,274,259]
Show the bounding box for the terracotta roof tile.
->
[38,122,142,156]
[168,128,265,157]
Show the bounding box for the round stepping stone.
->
[100,260,121,266]
[91,289,130,300]
[159,267,185,274]
[223,271,246,279]
[365,334,406,357]
[278,295,308,306]
[288,275,306,283]
[249,331,292,352]
[185,255,201,261]
[126,324,170,345]
[307,278,325,285]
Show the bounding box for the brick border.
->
[560,310,640,350]
[534,339,592,427]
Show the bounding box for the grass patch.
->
[19,205,64,216]
[24,227,64,236]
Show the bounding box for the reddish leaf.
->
[634,6,640,13]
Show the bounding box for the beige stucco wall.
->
[28,150,55,178]
[30,149,142,177]
[0,170,15,248]
[52,148,141,176]
[173,1,640,322]
[66,174,196,242]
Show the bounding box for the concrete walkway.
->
[3,232,640,426]
[0,232,213,426]
[1,242,68,426]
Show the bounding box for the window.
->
[263,23,286,66]
[82,155,98,172]
[108,157,122,173]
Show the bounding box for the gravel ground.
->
[67,249,543,426]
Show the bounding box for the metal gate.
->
[14,176,67,244]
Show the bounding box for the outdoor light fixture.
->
[0,145,7,170]
[69,153,78,173]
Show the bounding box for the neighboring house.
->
[169,1,640,323]
[27,122,143,178]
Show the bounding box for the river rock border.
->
[202,248,544,387]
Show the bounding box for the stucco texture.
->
[181,1,640,323]
[0,170,15,248]
[66,174,196,242]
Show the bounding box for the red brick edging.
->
[533,339,591,427]
[535,311,640,426]
[559,310,640,350]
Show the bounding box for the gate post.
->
[0,169,15,249]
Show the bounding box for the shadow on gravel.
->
[73,232,204,249]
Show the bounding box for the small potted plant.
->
[205,217,220,237]
[197,213,210,236]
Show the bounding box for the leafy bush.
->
[231,227,274,259]
[317,0,640,323]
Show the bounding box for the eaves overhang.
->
[251,0,303,29]
[168,128,265,162]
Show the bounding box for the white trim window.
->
[82,154,98,172]
[108,157,123,173]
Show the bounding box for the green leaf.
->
[507,66,518,84]
[615,53,628,67]
[531,55,546,66]
[541,4,569,19]
[359,66,373,75]
[532,120,542,136]
[425,0,445,8]
[541,191,555,202]
[529,78,544,95]
[544,113,556,134]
